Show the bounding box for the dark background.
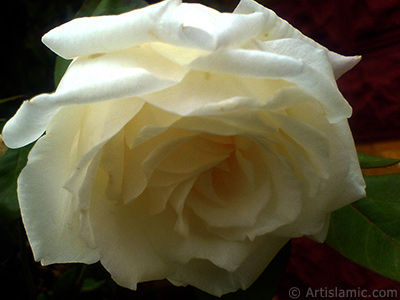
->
[1,0,400,299]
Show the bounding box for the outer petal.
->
[187,49,352,122]
[88,167,172,289]
[255,39,336,81]
[142,69,292,117]
[269,118,365,240]
[62,98,145,245]
[42,0,264,59]
[19,96,145,264]
[156,3,263,51]
[2,45,186,149]
[234,0,360,79]
[325,120,366,211]
[42,0,181,59]
[18,106,99,265]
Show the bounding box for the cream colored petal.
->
[122,129,198,203]
[142,68,291,117]
[136,183,180,215]
[234,147,302,240]
[100,132,126,203]
[234,0,360,79]
[327,53,361,79]
[325,120,366,210]
[42,0,263,58]
[136,205,263,273]
[188,148,271,229]
[268,112,332,180]
[42,0,181,59]
[256,39,335,80]
[97,128,282,271]
[167,176,198,236]
[202,148,302,242]
[282,103,363,212]
[156,3,263,51]
[155,134,232,174]
[75,153,102,249]
[150,42,210,66]
[171,97,277,137]
[90,178,281,296]
[268,113,364,239]
[188,49,352,122]
[56,45,187,93]
[123,103,181,149]
[17,106,99,265]
[2,46,179,149]
[168,236,289,297]
[89,168,172,289]
[142,70,253,116]
[62,98,145,204]
[61,99,144,247]
[211,12,263,49]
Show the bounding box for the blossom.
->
[2,0,365,296]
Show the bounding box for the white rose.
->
[2,0,366,296]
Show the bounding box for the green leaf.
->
[358,153,400,169]
[326,174,400,281]
[80,278,107,293]
[53,0,148,87]
[54,57,71,87]
[195,241,291,300]
[0,138,33,227]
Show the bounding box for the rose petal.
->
[325,120,366,211]
[136,205,264,273]
[94,140,276,284]
[42,0,264,59]
[167,176,198,236]
[122,128,198,203]
[61,98,145,247]
[167,235,289,297]
[268,112,331,179]
[41,0,181,59]
[18,106,99,264]
[2,46,182,149]
[56,45,187,94]
[89,168,172,289]
[98,127,287,275]
[142,69,292,116]
[267,119,364,239]
[157,3,264,51]
[188,48,352,122]
[188,148,272,229]
[255,39,335,80]
[155,134,232,174]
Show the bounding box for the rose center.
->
[120,129,269,237]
